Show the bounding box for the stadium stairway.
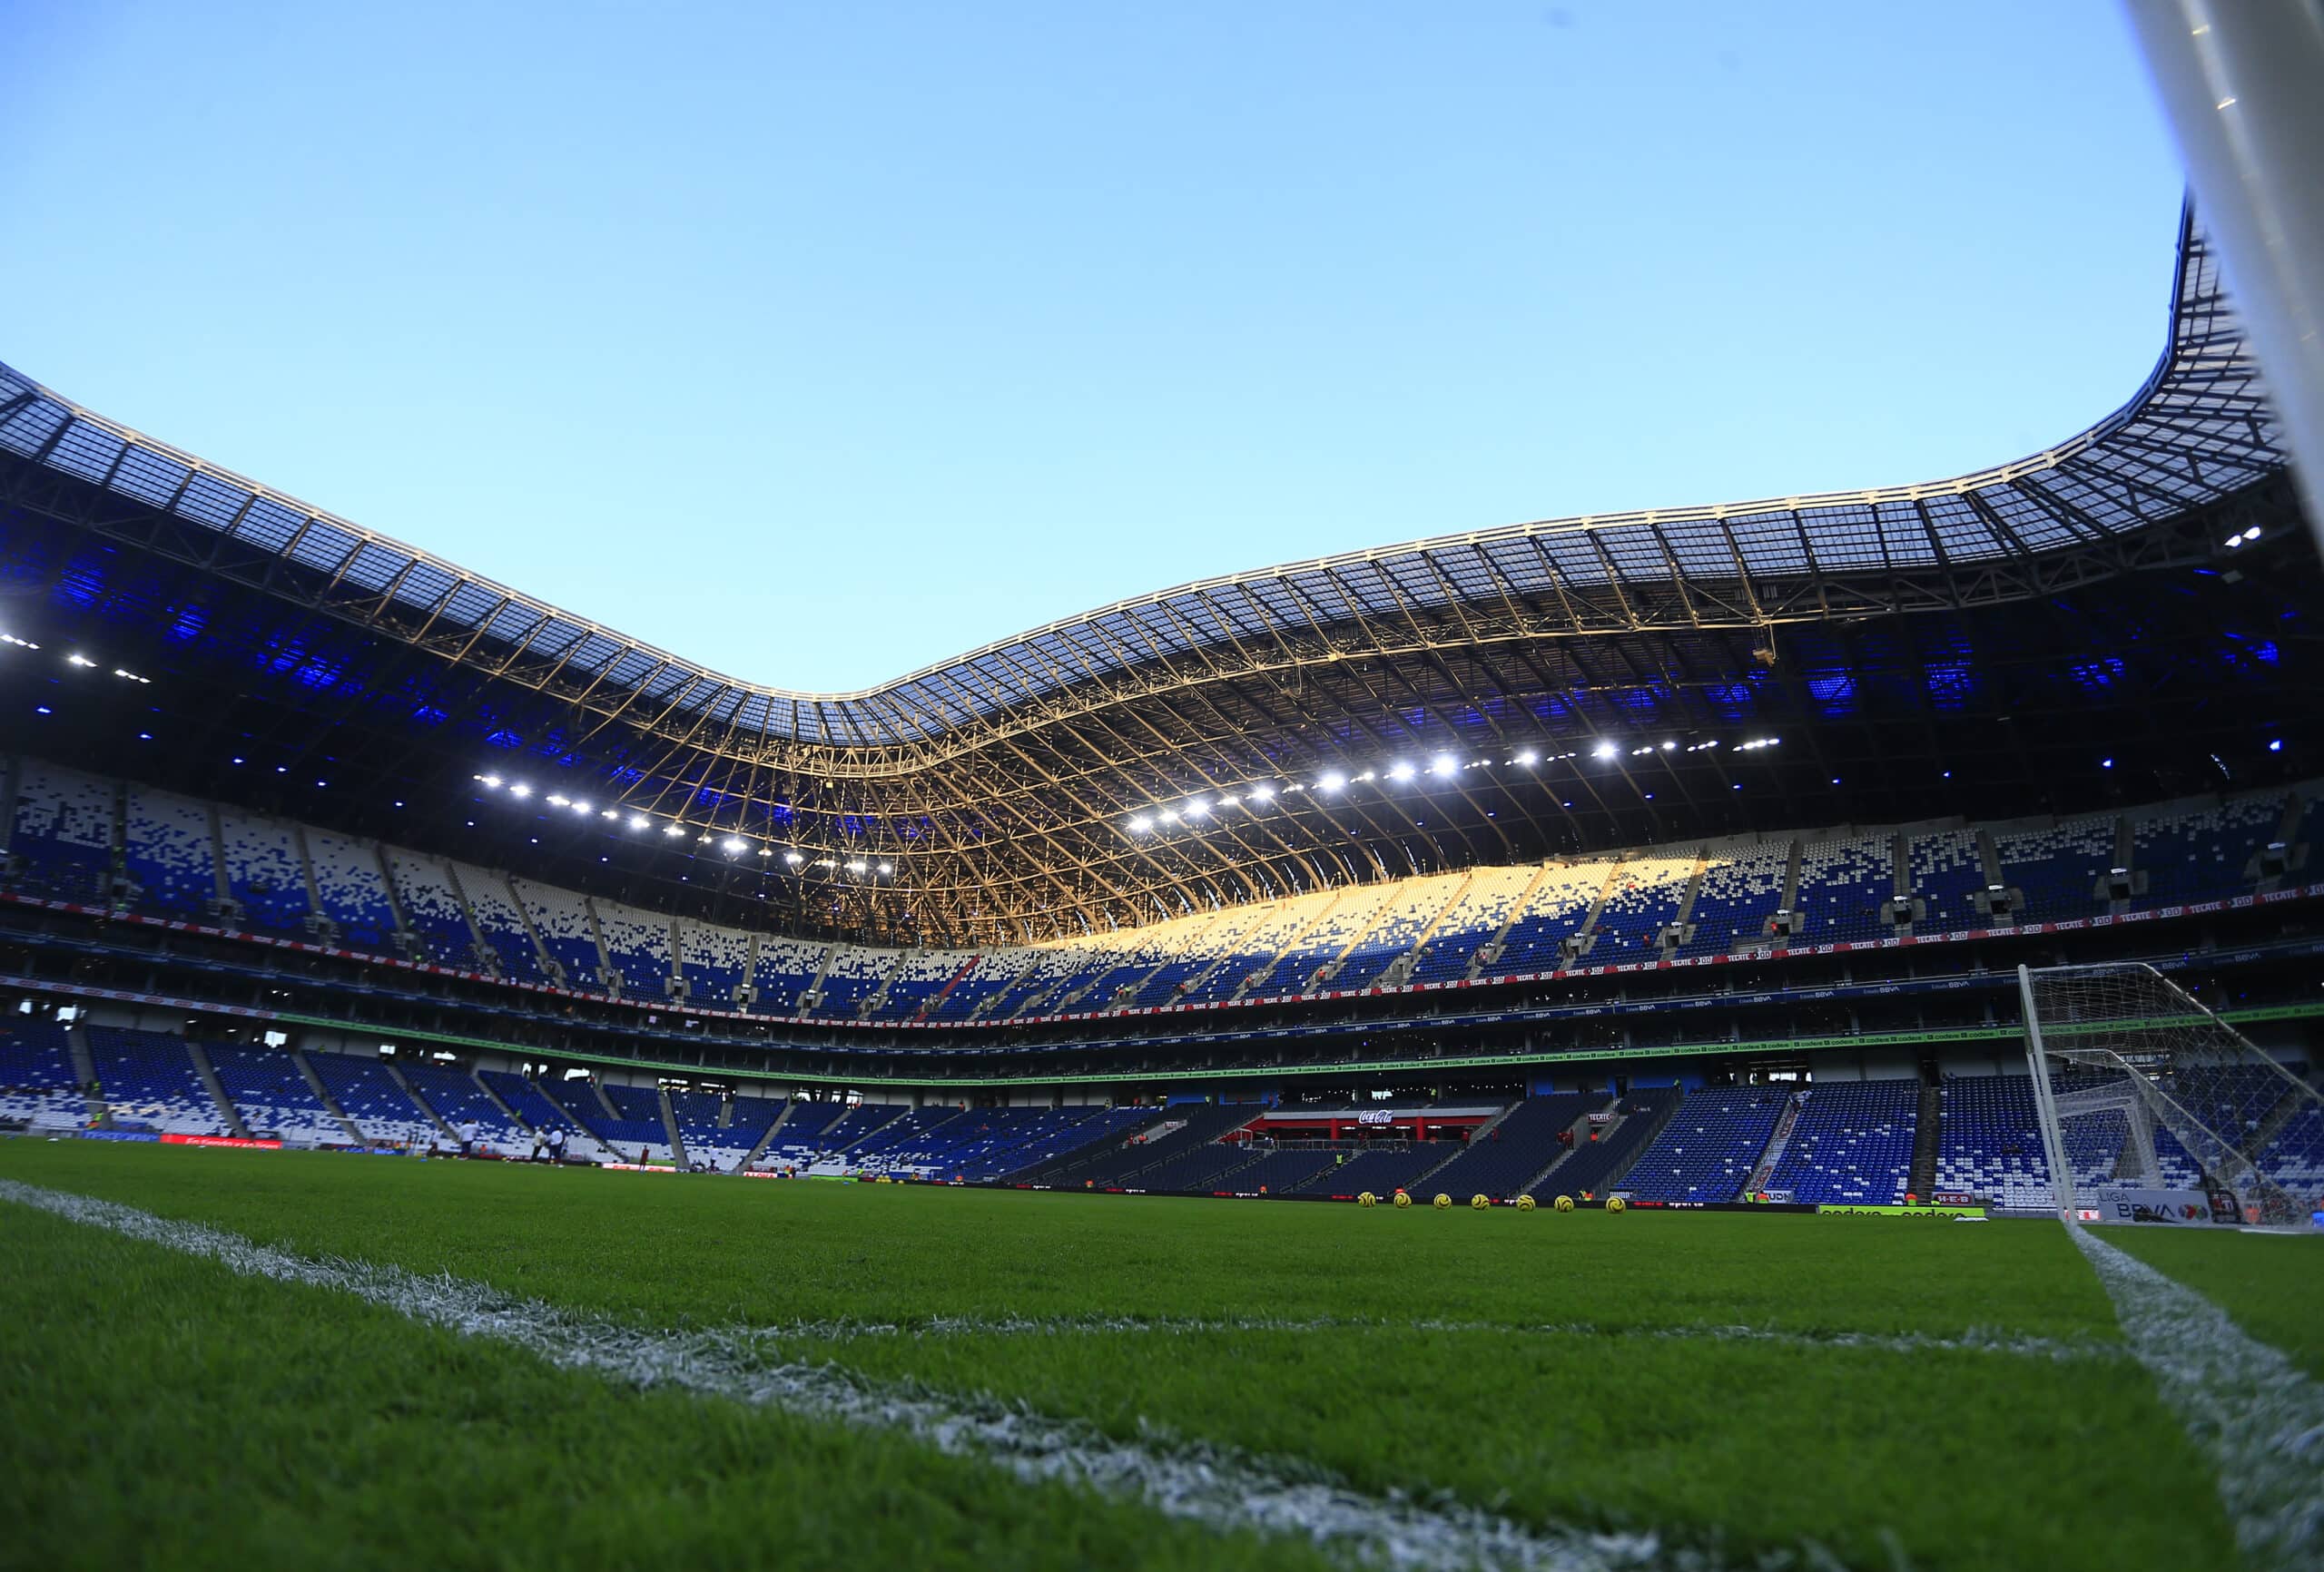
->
[1908,1083,1943,1198]
[740,1101,795,1168]
[1744,1096,1805,1195]
[1508,1094,1619,1195]
[658,1087,689,1167]
[182,1041,252,1140]
[291,1050,365,1145]
[385,1060,458,1147]
[473,1068,536,1138]
[1011,1108,1201,1187]
[64,1026,103,1126]
[1525,1088,1681,1199]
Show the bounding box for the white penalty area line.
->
[746,1311,2128,1365]
[2068,1223,2324,1572]
[2,1179,1813,1572]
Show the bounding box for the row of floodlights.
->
[1124,736,1783,833]
[5,635,153,684]
[2221,526,2264,548]
[472,775,892,876]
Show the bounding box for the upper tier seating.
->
[512,879,605,990]
[750,937,827,1015]
[1766,1079,1919,1204]
[1994,814,2116,923]
[1905,829,1985,932]
[1590,854,1697,958]
[1624,1087,1787,1203]
[309,830,399,951]
[1266,883,1403,996]
[1680,843,1789,957]
[881,949,978,1019]
[1795,833,1894,944]
[121,785,214,920]
[214,808,313,935]
[11,761,115,904]
[1480,864,1607,978]
[385,848,473,966]
[2132,793,2284,906]
[450,863,548,984]
[17,757,2322,1025]
[1407,866,1537,983]
[676,921,752,1007]
[596,901,673,997]
[812,946,894,1017]
[84,1026,228,1135]
[203,1044,346,1145]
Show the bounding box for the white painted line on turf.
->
[2068,1223,2324,1572]
[0,1179,1792,1572]
[745,1312,2126,1364]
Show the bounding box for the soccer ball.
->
[1515,1194,1536,1213]
[1358,1192,1377,1208]
[1553,1194,1575,1213]
[1432,1193,1452,1210]
[1470,1194,1491,1210]
[1607,1196,1628,1214]
[1393,1190,1412,1209]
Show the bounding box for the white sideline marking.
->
[2,1179,1796,1572]
[750,1312,2125,1364]
[2068,1223,2324,1571]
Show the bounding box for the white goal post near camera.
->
[2018,962,2324,1228]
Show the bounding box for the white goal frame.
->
[2018,961,2321,1227]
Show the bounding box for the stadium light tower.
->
[2124,0,2324,554]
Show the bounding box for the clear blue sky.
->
[5,2,2185,693]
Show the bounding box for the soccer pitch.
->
[3,1143,2318,1571]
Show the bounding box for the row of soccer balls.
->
[1357,1191,1627,1213]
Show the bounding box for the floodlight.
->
[1514,750,1538,765]
[1592,741,1618,760]
[723,837,747,853]
[509,783,532,798]
[1386,761,1415,781]
[784,851,804,866]
[662,823,684,837]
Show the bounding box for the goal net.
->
[2019,962,2323,1227]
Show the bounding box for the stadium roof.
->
[0,209,2309,943]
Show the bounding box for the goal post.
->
[2018,962,2323,1227]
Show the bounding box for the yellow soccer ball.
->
[1607,1196,1628,1214]
[1470,1194,1491,1210]
[1515,1194,1537,1213]
[1432,1193,1452,1210]
[1553,1194,1575,1213]
[1358,1192,1377,1208]
[1393,1190,1412,1209]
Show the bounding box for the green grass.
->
[5,1140,2312,1571]
[2103,1224,2324,1380]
